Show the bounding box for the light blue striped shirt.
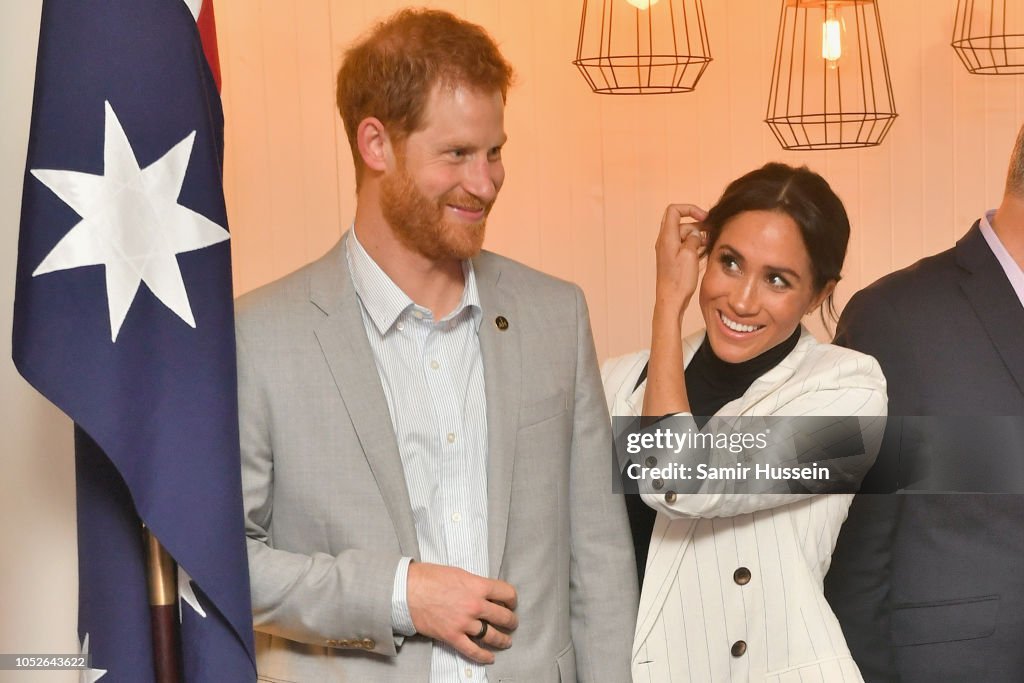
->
[346,229,490,683]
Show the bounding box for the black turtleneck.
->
[624,326,802,585]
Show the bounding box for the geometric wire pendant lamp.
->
[952,0,1024,74]
[766,0,897,150]
[573,0,712,95]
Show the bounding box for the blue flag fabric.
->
[13,1,255,681]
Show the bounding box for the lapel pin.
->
[494,316,509,331]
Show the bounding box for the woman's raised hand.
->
[644,203,706,417]
[654,203,708,318]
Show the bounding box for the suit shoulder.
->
[235,244,341,325]
[601,350,649,390]
[807,338,883,369]
[850,246,957,305]
[798,336,887,390]
[475,251,581,298]
[600,350,649,416]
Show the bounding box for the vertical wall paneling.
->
[888,0,925,275]
[259,2,311,276]
[920,2,959,254]
[294,0,345,267]
[218,0,275,292]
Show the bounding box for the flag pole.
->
[144,527,182,683]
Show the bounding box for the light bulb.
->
[822,5,844,68]
[625,0,659,10]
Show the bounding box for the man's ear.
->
[356,117,392,173]
[807,279,837,314]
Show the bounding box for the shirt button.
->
[451,512,462,522]
[465,668,474,678]
[731,640,747,657]
[430,360,440,370]
[664,491,677,504]
[733,567,752,585]
[652,478,664,490]
[413,310,424,320]
[396,322,405,331]
[645,456,658,467]
[447,432,456,444]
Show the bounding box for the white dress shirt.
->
[347,228,490,683]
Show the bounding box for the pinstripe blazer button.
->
[645,456,658,467]
[652,478,664,490]
[664,491,677,504]
[733,567,752,585]
[731,640,747,657]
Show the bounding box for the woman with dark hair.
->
[603,163,886,682]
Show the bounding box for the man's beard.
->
[380,164,492,261]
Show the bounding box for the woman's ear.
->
[807,279,837,314]
[356,117,392,173]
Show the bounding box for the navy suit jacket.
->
[824,222,1024,683]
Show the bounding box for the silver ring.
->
[473,621,489,640]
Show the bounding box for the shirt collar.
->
[979,210,1024,306]
[345,227,482,335]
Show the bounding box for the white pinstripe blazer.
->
[602,327,887,683]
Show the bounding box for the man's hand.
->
[407,562,518,664]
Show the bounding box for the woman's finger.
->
[662,203,708,225]
[681,226,704,252]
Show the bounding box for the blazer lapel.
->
[956,222,1024,398]
[475,255,521,577]
[308,239,420,559]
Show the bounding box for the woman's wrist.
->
[652,295,689,326]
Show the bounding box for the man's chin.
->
[441,221,486,260]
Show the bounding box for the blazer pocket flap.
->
[891,595,999,646]
[519,390,568,429]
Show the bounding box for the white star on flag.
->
[30,101,230,342]
[178,565,208,621]
[79,633,107,683]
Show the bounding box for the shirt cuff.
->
[391,556,416,638]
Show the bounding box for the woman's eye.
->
[719,255,740,272]
[768,274,790,289]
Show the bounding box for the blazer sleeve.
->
[639,348,888,519]
[568,286,640,683]
[824,289,904,683]
[236,319,402,657]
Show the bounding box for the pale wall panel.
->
[219,0,277,291]
[887,0,925,275]
[0,2,78,681]
[216,0,1024,363]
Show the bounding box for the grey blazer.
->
[235,236,638,683]
[825,223,1024,683]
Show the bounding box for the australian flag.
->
[13,1,255,681]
